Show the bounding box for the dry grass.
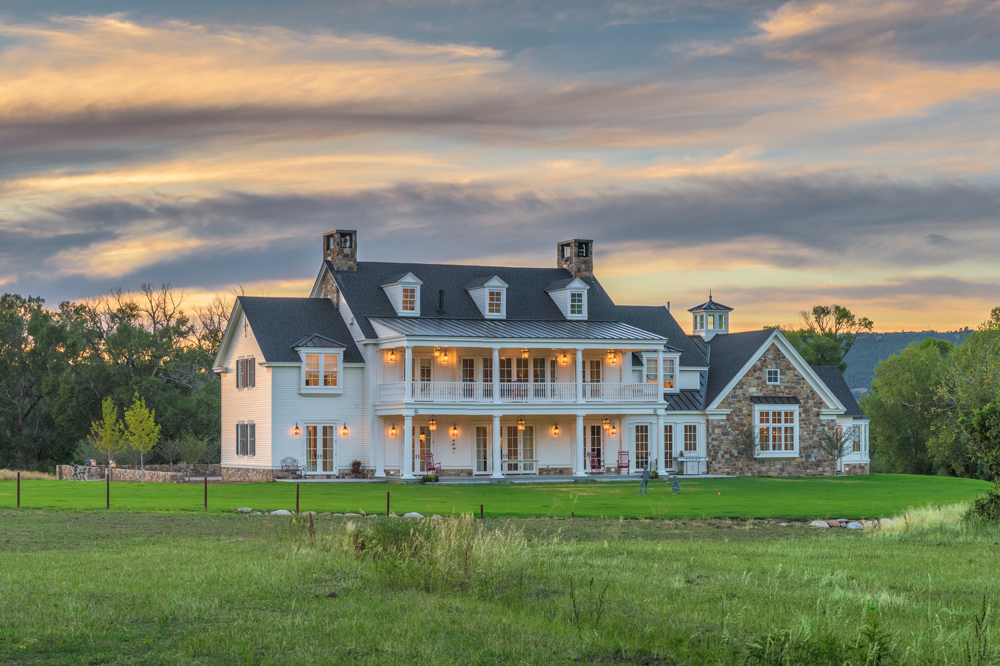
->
[870,502,968,535]
[0,470,53,481]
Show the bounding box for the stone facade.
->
[556,239,594,278]
[222,466,275,482]
[319,269,340,308]
[843,463,870,476]
[56,466,185,483]
[436,468,473,477]
[708,343,841,477]
[322,230,357,272]
[539,467,573,475]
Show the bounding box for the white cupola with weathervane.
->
[689,293,733,341]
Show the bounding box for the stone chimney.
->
[556,239,593,278]
[323,230,357,272]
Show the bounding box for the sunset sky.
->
[1,0,998,331]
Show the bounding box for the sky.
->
[1,0,998,332]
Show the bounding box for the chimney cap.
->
[324,229,357,235]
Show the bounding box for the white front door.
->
[588,425,604,470]
[585,360,603,399]
[305,425,336,473]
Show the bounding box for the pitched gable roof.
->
[614,305,709,367]
[237,297,364,364]
[703,329,776,406]
[811,366,866,417]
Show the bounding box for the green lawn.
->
[1,510,998,664]
[0,474,990,519]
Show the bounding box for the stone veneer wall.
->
[319,269,340,308]
[708,343,844,477]
[843,463,870,476]
[56,466,184,482]
[539,467,573,476]
[222,467,275,482]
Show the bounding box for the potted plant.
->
[351,460,363,477]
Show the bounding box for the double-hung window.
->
[299,350,343,393]
[645,357,676,389]
[235,421,255,457]
[235,357,256,389]
[401,287,416,312]
[570,292,584,316]
[757,408,797,455]
[488,290,503,314]
[684,425,698,453]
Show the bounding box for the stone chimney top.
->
[556,239,593,278]
[323,230,357,272]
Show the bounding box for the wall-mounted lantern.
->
[341,424,349,437]
[293,423,301,437]
[389,422,397,437]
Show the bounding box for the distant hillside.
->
[843,330,970,393]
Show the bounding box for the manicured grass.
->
[0,473,990,519]
[1,510,998,664]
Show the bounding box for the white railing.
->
[503,459,537,475]
[377,381,660,404]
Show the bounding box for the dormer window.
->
[293,334,347,395]
[570,292,584,315]
[488,290,503,314]
[465,276,508,319]
[402,288,416,312]
[381,272,422,317]
[305,353,338,387]
[545,277,589,320]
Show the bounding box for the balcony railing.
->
[376,381,660,404]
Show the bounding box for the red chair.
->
[616,450,631,475]
[587,451,605,474]
[422,452,442,475]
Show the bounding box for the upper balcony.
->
[377,381,660,404]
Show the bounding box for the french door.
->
[475,425,492,475]
[664,424,675,471]
[305,425,336,473]
[503,425,535,474]
[588,425,604,469]
[585,360,603,399]
[413,425,431,472]
[413,358,432,399]
[634,424,650,470]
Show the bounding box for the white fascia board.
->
[680,366,710,372]
[374,336,667,349]
[212,299,245,370]
[705,330,846,411]
[480,276,509,288]
[262,362,299,367]
[308,263,329,298]
[374,404,671,417]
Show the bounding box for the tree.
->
[783,304,874,371]
[124,393,161,483]
[730,420,761,476]
[820,426,855,477]
[960,397,1000,482]
[88,397,125,467]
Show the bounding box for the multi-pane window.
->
[482,357,493,383]
[516,358,529,382]
[570,292,584,315]
[323,355,338,387]
[718,314,726,329]
[304,353,339,389]
[758,410,796,452]
[766,369,780,384]
[401,287,416,312]
[498,358,512,382]
[645,358,657,384]
[852,425,861,453]
[664,424,674,468]
[684,425,698,452]
[462,359,476,382]
[488,290,502,314]
[305,354,320,387]
[663,358,675,388]
[635,425,649,469]
[708,314,715,329]
[235,422,255,457]
[589,425,603,467]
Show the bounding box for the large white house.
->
[213,230,869,481]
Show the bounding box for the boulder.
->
[271,509,292,515]
[879,518,893,528]
[810,520,830,528]
[236,507,253,513]
[403,512,424,518]
[344,512,361,516]
[826,520,841,528]
[846,522,864,529]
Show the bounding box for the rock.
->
[403,512,424,518]
[333,513,344,516]
[303,511,317,515]
[826,520,841,527]
[810,520,830,528]
[252,512,262,515]
[271,509,292,515]
[779,523,788,526]
[320,512,331,515]
[344,512,361,516]
[431,514,443,519]
[879,518,893,528]
[236,507,253,513]
[847,522,864,529]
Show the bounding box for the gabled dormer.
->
[380,273,423,317]
[465,276,508,319]
[545,277,590,320]
[291,334,348,395]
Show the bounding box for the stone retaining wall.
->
[116,464,221,477]
[55,466,184,482]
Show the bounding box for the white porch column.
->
[404,345,413,399]
[575,347,584,403]
[375,416,386,477]
[656,348,665,403]
[492,346,500,404]
[491,414,503,478]
[656,411,665,476]
[402,414,414,479]
[574,413,585,476]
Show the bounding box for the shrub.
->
[421,474,439,483]
[650,470,659,480]
[966,486,1000,522]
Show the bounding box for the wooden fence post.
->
[106,466,110,510]
[296,483,300,513]
[204,474,208,511]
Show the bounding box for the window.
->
[684,425,698,452]
[635,425,649,469]
[235,422,255,457]
[645,358,657,384]
[462,359,476,383]
[235,357,254,388]
[852,425,861,453]
[401,287,416,312]
[589,425,603,467]
[482,357,493,383]
[236,358,243,388]
[488,290,502,314]
[301,351,342,391]
[663,358,675,389]
[766,369,780,385]
[718,314,726,329]
[305,354,320,387]
[577,242,590,257]
[323,355,338,386]
[757,409,797,454]
[561,243,572,259]
[340,234,352,248]
[570,292,584,316]
[516,357,529,383]
[499,357,512,382]
[664,424,674,469]
[708,314,715,329]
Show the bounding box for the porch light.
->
[610,423,617,436]
[560,352,569,365]
[607,349,617,365]
[388,349,396,362]
[517,417,526,431]
[450,424,459,437]
[521,348,530,359]
[389,423,397,437]
[602,416,611,430]
[428,416,438,431]
[552,424,560,436]
[433,347,441,357]
[341,424,349,437]
[441,350,449,363]
[293,423,301,437]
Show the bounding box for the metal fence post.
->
[16,471,20,508]
[204,474,208,511]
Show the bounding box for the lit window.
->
[664,425,674,468]
[663,358,675,389]
[401,287,416,311]
[570,292,584,315]
[323,355,338,387]
[757,409,797,454]
[303,352,341,390]
[708,314,715,329]
[645,358,657,384]
[305,354,320,387]
[718,314,726,329]
[488,290,502,314]
[766,369,780,384]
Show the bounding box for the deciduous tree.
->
[124,393,161,483]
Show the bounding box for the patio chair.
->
[587,451,605,474]
[280,457,306,479]
[422,452,443,475]
[616,450,631,475]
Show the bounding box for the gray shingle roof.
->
[703,329,777,406]
[614,306,709,367]
[811,366,866,417]
[369,317,665,340]
[464,275,504,289]
[544,278,579,291]
[330,261,631,339]
[238,297,364,364]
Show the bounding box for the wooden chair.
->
[616,450,631,475]
[587,451,605,474]
[422,452,442,475]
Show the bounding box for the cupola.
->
[688,293,733,341]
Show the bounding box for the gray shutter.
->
[236,359,243,389]
[249,423,256,456]
[249,357,255,388]
[235,423,241,455]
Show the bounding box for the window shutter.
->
[249,357,255,388]
[235,423,241,455]
[248,423,256,456]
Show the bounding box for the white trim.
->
[298,348,345,395]
[766,368,780,385]
[754,403,799,457]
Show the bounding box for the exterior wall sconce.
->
[521,348,530,359]
[341,424,349,437]
[388,349,396,362]
[441,350,449,363]
[602,416,611,430]
[450,424,459,437]
[428,416,438,431]
[389,423,397,437]
[560,352,569,365]
[293,423,301,437]
[610,422,618,436]
[517,416,526,431]
[552,423,561,436]
[607,349,617,365]
[433,347,441,357]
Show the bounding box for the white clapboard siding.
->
[220,313,272,470]
[678,369,701,390]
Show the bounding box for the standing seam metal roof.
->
[368,317,666,340]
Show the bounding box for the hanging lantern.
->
[341,424,349,436]
[560,352,569,365]
[293,423,301,437]
[389,423,397,437]
[607,349,617,364]
[602,416,611,430]
[441,350,449,362]
[521,348,530,359]
[450,424,459,437]
[388,349,396,362]
[428,416,437,431]
[553,423,561,436]
[517,416,526,431]
[433,347,441,357]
